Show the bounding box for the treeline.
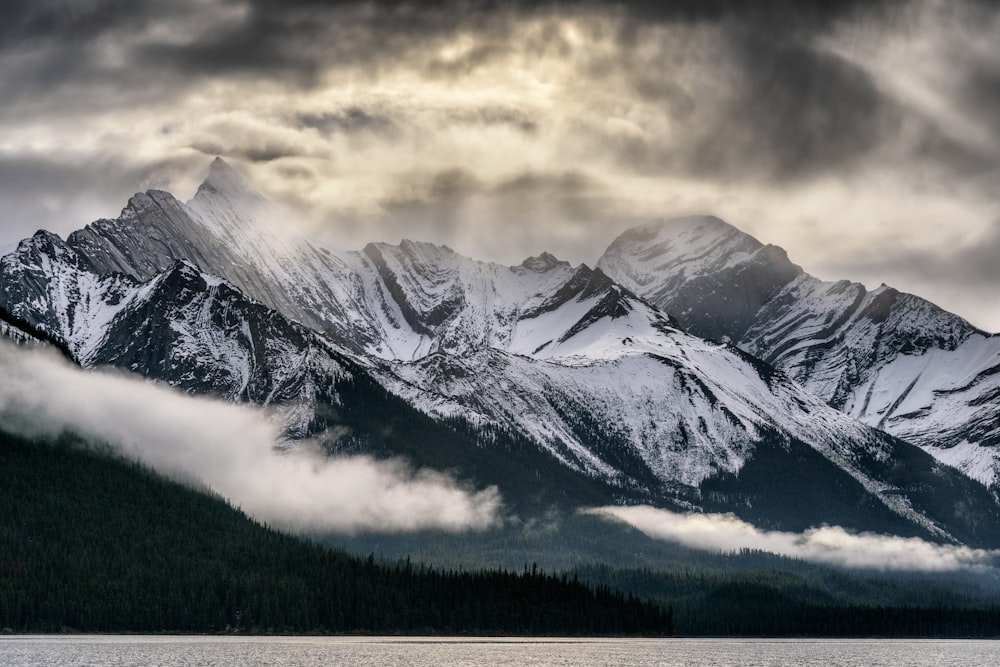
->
[0,431,669,635]
[682,599,1000,637]
[576,564,1000,637]
[0,305,76,362]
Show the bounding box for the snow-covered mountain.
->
[3,161,1000,547]
[65,159,384,353]
[0,229,355,437]
[598,216,1000,487]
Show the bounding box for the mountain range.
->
[2,158,999,550]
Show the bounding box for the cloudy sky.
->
[2,0,999,330]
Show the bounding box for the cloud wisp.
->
[586,505,1000,572]
[0,340,502,533]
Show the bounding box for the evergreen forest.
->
[0,430,668,635]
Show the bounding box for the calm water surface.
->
[0,636,997,666]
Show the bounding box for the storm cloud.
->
[1,0,998,329]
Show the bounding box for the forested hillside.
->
[5,428,1000,637]
[0,430,668,635]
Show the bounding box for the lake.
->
[1,636,997,666]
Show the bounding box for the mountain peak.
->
[597,215,802,344]
[364,239,461,267]
[518,251,570,272]
[612,215,758,254]
[194,157,254,199]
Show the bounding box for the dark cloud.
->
[445,107,539,133]
[616,1,998,187]
[615,0,898,24]
[0,0,934,174]
[0,0,146,47]
[691,36,898,182]
[0,1,896,91]
[134,5,327,87]
[293,108,395,134]
[958,57,1000,146]
[493,171,596,197]
[0,1,537,117]
[907,116,1000,189]
[126,1,518,86]
[0,2,203,116]
[537,2,911,184]
[427,168,483,200]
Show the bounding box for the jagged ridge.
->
[3,162,1000,547]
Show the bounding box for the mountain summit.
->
[190,157,268,221]
[198,157,248,194]
[598,216,802,343]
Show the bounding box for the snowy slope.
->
[371,291,998,545]
[599,216,1000,486]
